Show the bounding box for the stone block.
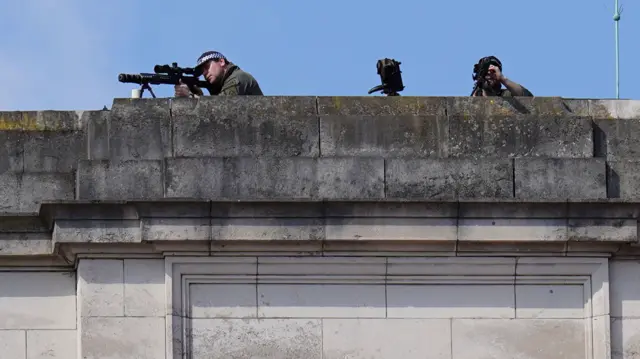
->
[458,218,566,242]
[317,157,384,199]
[325,217,457,241]
[0,131,24,174]
[568,218,637,242]
[324,202,457,218]
[0,173,20,212]
[142,218,211,241]
[318,97,447,158]
[0,110,84,132]
[22,131,84,172]
[212,202,324,218]
[53,219,140,244]
[189,318,321,359]
[611,317,640,359]
[81,317,165,359]
[84,110,110,160]
[320,114,448,158]
[219,157,383,200]
[108,98,171,161]
[26,330,76,359]
[386,284,515,318]
[459,201,566,218]
[190,283,257,319]
[322,318,451,359]
[608,160,640,199]
[0,173,75,214]
[446,97,593,158]
[609,260,640,317]
[77,259,124,317]
[211,218,324,241]
[0,330,25,359]
[257,257,386,277]
[594,118,640,160]
[0,272,76,329]
[514,158,606,199]
[451,319,585,359]
[385,158,513,199]
[0,235,52,255]
[171,96,319,157]
[165,157,223,198]
[257,284,386,318]
[123,259,165,317]
[317,96,446,116]
[77,160,164,200]
[515,285,584,318]
[222,157,317,199]
[589,99,640,120]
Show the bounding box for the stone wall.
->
[2,95,640,358]
[1,96,640,214]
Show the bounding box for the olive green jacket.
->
[212,63,263,96]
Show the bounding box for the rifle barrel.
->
[117,73,210,88]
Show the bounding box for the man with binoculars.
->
[471,56,533,97]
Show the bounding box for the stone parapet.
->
[1,96,640,216]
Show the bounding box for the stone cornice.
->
[1,199,639,266]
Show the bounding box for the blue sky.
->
[1,0,637,110]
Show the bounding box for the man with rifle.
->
[175,50,263,98]
[471,56,533,97]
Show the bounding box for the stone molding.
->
[1,199,639,266]
[166,256,611,359]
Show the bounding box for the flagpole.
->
[614,0,621,99]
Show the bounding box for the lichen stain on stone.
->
[0,113,42,131]
[332,97,342,111]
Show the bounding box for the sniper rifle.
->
[118,62,211,98]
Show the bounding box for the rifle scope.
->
[153,63,197,75]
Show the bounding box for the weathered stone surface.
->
[608,160,640,199]
[172,96,319,157]
[220,157,384,200]
[190,318,322,359]
[27,330,77,359]
[165,157,224,198]
[23,131,84,173]
[590,99,640,120]
[0,110,85,132]
[594,119,640,161]
[108,98,171,162]
[451,319,585,359]
[0,131,24,173]
[123,259,165,317]
[77,259,124,317]
[386,159,513,199]
[77,160,163,200]
[323,319,451,359]
[446,97,593,158]
[85,110,110,160]
[515,158,606,199]
[81,317,165,359]
[317,96,446,116]
[318,97,448,157]
[53,219,141,244]
[0,173,74,213]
